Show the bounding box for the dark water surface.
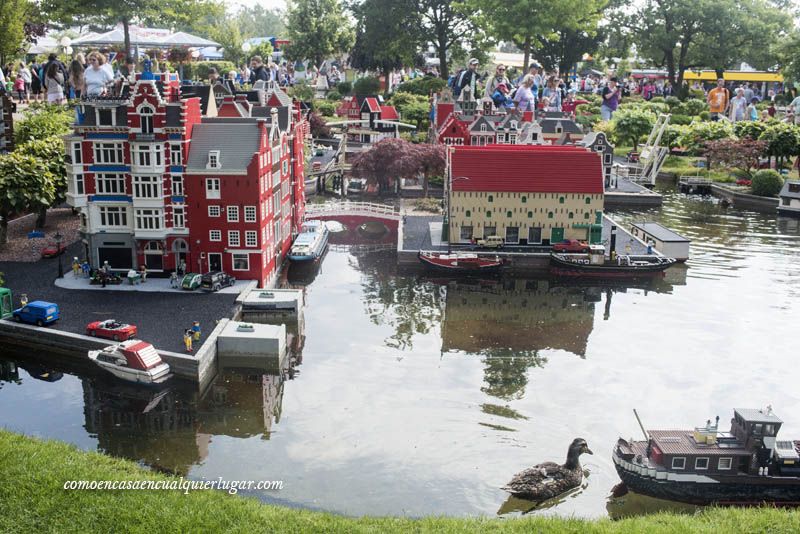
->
[2,187,800,518]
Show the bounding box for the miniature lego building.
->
[448,145,604,246]
[0,95,15,153]
[65,76,307,287]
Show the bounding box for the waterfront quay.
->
[398,213,651,269]
[0,240,239,386]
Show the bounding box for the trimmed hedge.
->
[750,169,783,197]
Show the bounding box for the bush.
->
[773,93,789,106]
[698,111,710,121]
[665,96,681,109]
[576,114,601,129]
[734,121,767,140]
[576,103,600,115]
[662,124,689,149]
[650,96,666,103]
[681,99,706,116]
[758,122,800,164]
[289,83,314,102]
[413,197,442,212]
[182,61,237,82]
[750,169,783,197]
[611,108,656,148]
[688,89,705,101]
[314,100,337,117]
[336,81,352,96]
[669,114,693,126]
[395,76,446,96]
[678,121,734,155]
[353,76,381,96]
[14,105,73,145]
[326,90,342,101]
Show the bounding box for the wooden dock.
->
[678,176,713,194]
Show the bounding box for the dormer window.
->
[139,105,154,134]
[510,120,517,130]
[480,124,487,132]
[555,122,563,134]
[207,150,221,169]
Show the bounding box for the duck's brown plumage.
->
[502,438,592,501]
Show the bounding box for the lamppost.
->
[59,36,72,55]
[54,232,64,278]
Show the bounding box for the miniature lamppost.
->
[54,232,64,278]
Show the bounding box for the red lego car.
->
[41,241,67,258]
[552,239,590,253]
[86,319,138,341]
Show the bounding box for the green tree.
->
[350,0,422,95]
[750,169,783,197]
[233,5,286,40]
[17,138,67,228]
[632,0,790,94]
[0,152,56,243]
[284,0,354,67]
[0,0,34,65]
[759,122,800,170]
[420,0,487,80]
[611,108,655,150]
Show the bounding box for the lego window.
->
[459,226,473,240]
[695,458,709,470]
[171,176,183,197]
[584,212,590,219]
[585,197,591,204]
[506,211,512,218]
[559,197,565,204]
[209,230,221,241]
[227,206,239,222]
[568,212,574,219]
[228,231,240,247]
[232,253,249,271]
[172,206,185,229]
[465,210,471,217]
[244,206,257,222]
[488,195,493,202]
[170,144,182,165]
[521,196,527,203]
[528,227,542,243]
[671,457,686,469]
[134,208,163,230]
[505,227,519,243]
[486,211,492,218]
[718,458,732,470]
[245,231,258,247]
[548,212,553,219]
[208,206,221,217]
[207,150,221,169]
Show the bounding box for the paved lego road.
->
[0,241,239,353]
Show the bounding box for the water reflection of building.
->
[441,278,596,357]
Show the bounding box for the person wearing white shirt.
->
[85,52,114,96]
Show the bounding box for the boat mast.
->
[633,409,649,440]
[446,146,452,254]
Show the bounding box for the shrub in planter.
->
[396,76,446,96]
[353,76,381,96]
[314,100,337,116]
[750,169,783,197]
[679,121,734,155]
[327,90,342,101]
[682,99,706,116]
[734,120,767,140]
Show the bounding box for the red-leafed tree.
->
[308,111,331,139]
[351,138,447,196]
[705,138,767,179]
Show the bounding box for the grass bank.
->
[2,429,800,533]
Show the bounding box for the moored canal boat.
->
[88,340,171,385]
[418,251,508,274]
[613,408,800,505]
[550,245,675,278]
[288,220,329,262]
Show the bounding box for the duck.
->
[502,438,593,501]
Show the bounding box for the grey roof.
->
[251,106,290,132]
[631,222,689,242]
[735,408,783,424]
[580,131,612,148]
[779,180,800,200]
[540,118,581,134]
[186,120,261,173]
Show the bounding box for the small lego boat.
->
[88,340,171,385]
[550,245,675,278]
[288,220,329,262]
[418,251,508,273]
[613,407,800,505]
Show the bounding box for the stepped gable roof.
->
[185,118,263,173]
[379,105,399,120]
[580,131,611,147]
[451,145,603,194]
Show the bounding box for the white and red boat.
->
[88,340,171,385]
[418,251,508,274]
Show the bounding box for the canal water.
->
[2,186,800,519]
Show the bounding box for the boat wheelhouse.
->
[778,181,800,218]
[288,220,329,262]
[550,245,676,278]
[613,408,800,505]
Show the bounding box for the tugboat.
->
[88,340,171,385]
[288,220,329,262]
[418,250,508,274]
[550,245,675,278]
[613,407,800,505]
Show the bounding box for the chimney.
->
[610,225,617,253]
[270,107,279,139]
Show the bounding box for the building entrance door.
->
[551,227,564,243]
[208,253,222,272]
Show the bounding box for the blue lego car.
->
[12,301,60,327]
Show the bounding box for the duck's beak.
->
[584,446,593,455]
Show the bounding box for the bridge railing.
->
[305,202,401,218]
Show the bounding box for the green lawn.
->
[3,430,800,532]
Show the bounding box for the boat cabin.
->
[630,222,690,261]
[778,181,800,218]
[98,340,164,371]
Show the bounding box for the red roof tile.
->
[451,145,604,194]
[380,105,399,120]
[363,98,380,113]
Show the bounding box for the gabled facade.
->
[65,76,307,287]
[579,131,614,187]
[448,145,605,246]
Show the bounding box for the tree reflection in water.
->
[479,348,547,401]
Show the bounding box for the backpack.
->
[450,68,465,97]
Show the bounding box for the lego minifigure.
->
[72,257,81,278]
[192,321,201,341]
[183,329,193,352]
